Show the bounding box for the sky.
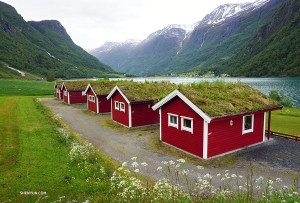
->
[3,0,256,50]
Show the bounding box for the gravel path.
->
[42,98,300,188]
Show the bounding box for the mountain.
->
[90,0,283,76]
[218,0,300,77]
[0,1,114,79]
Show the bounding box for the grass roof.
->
[118,81,177,103]
[63,80,92,91]
[89,80,128,95]
[177,81,282,118]
[54,80,63,88]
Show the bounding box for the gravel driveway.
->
[41,98,300,188]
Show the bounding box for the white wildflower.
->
[131,161,139,168]
[134,169,139,173]
[157,166,162,171]
[141,162,148,167]
[177,159,185,164]
[131,157,137,160]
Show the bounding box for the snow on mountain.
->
[90,39,141,53]
[203,0,270,25]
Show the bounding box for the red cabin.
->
[61,80,90,104]
[83,81,121,114]
[54,80,63,100]
[152,82,283,159]
[106,82,176,128]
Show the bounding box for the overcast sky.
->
[3,0,256,50]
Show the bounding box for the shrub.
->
[269,90,293,107]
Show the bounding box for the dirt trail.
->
[42,98,300,187]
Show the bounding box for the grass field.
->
[0,79,55,96]
[268,107,300,136]
[0,79,299,202]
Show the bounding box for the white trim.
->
[96,97,99,114]
[242,114,254,134]
[159,108,162,141]
[106,86,130,104]
[167,113,178,129]
[180,116,193,134]
[67,92,70,104]
[120,102,125,112]
[263,112,266,142]
[82,91,86,96]
[203,121,208,159]
[129,103,132,127]
[111,99,113,120]
[88,95,95,103]
[115,101,119,110]
[152,89,212,123]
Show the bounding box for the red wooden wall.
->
[87,88,97,113]
[207,112,265,158]
[111,91,129,126]
[69,91,87,104]
[98,96,111,113]
[161,96,204,158]
[131,102,159,127]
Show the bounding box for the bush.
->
[269,90,293,107]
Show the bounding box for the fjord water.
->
[121,77,300,108]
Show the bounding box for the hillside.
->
[90,0,283,76]
[0,1,114,79]
[218,0,300,77]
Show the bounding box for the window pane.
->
[183,119,191,128]
[244,116,252,130]
[170,115,177,124]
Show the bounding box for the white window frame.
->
[120,102,125,112]
[168,113,178,129]
[181,116,193,134]
[242,114,254,134]
[64,91,67,96]
[115,101,119,110]
[89,95,95,103]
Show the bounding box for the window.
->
[120,102,125,112]
[168,113,178,129]
[115,101,119,110]
[64,91,67,96]
[181,116,193,134]
[89,95,95,102]
[243,115,254,134]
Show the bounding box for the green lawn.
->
[269,107,300,136]
[0,79,54,96]
[0,97,115,202]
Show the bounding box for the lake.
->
[113,77,300,108]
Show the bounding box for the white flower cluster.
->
[69,142,95,166]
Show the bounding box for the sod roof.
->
[117,81,177,103]
[63,80,92,91]
[177,81,282,118]
[54,80,63,88]
[88,80,128,95]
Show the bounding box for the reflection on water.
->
[112,77,300,108]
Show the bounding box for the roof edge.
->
[152,89,212,123]
[106,85,130,104]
